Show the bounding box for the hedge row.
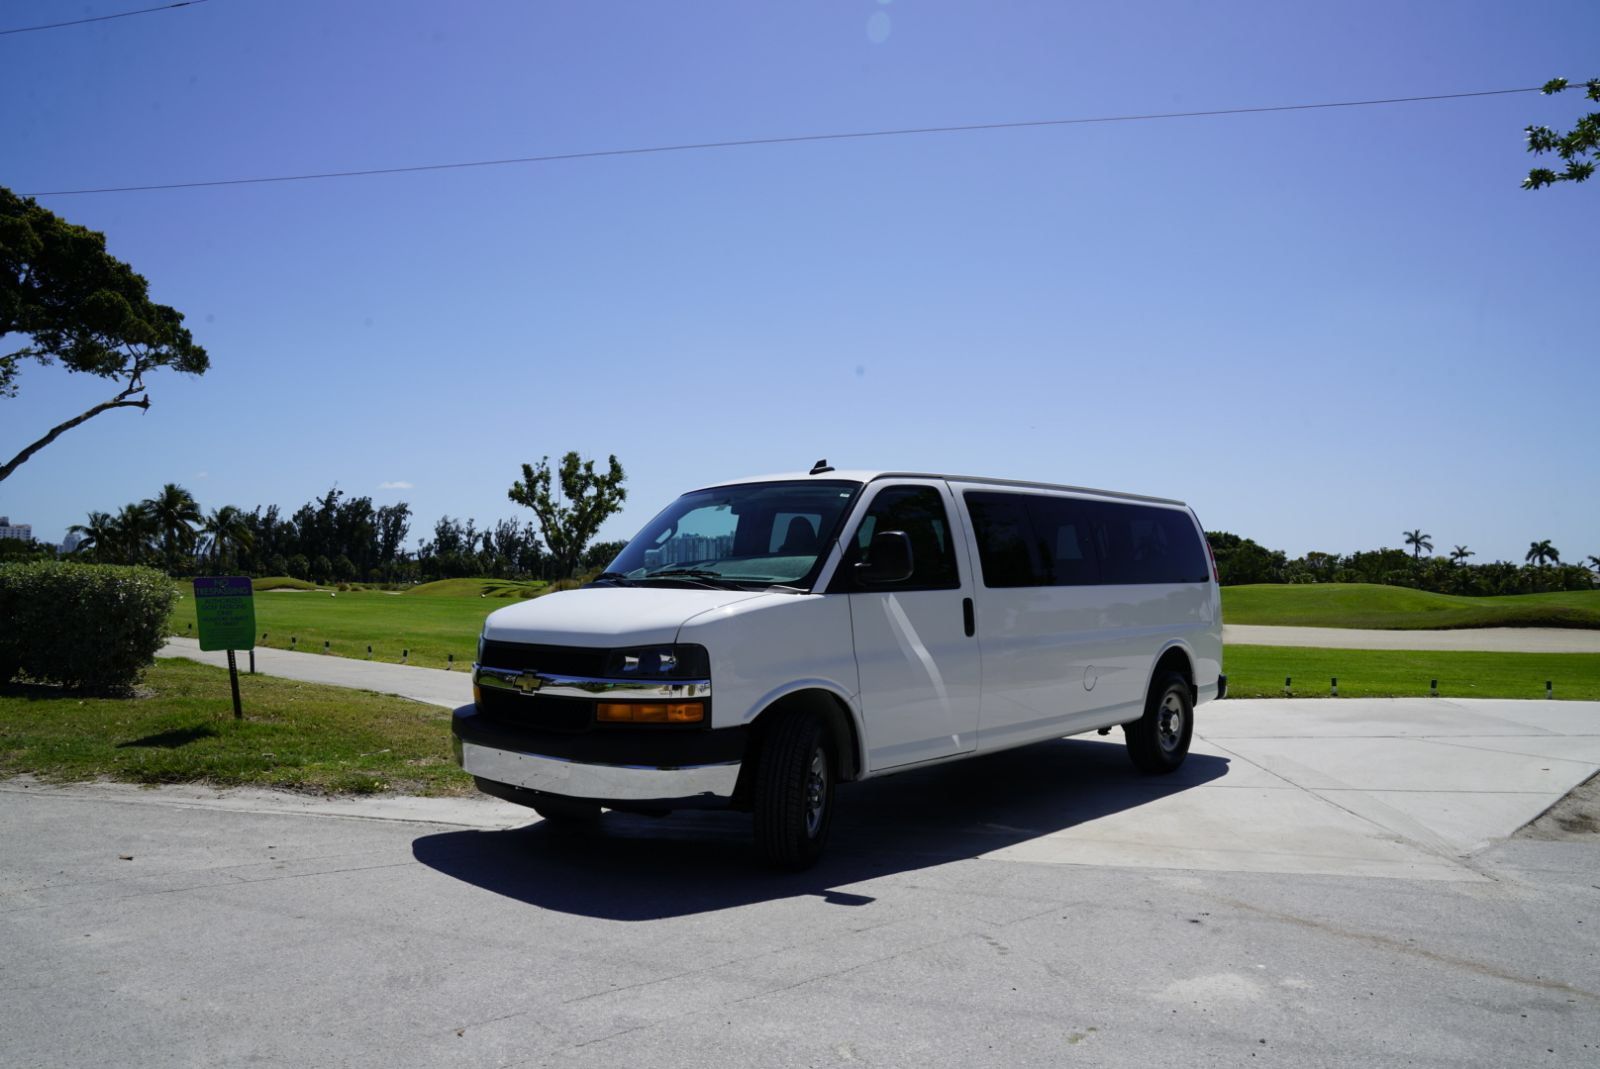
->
[0,562,175,692]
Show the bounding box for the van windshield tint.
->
[965,491,1208,587]
[602,480,862,589]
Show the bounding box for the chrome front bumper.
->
[456,738,741,803]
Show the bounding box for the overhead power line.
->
[0,0,209,37]
[23,86,1540,197]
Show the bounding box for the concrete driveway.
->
[4,698,1598,1067]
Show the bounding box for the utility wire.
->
[23,86,1541,197]
[0,0,209,37]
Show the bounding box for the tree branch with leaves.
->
[1,186,208,483]
[1523,77,1600,189]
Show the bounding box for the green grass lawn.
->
[170,583,520,668]
[1224,645,1600,700]
[0,658,472,794]
[1223,583,1600,630]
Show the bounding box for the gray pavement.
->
[4,697,1599,1067]
[1224,623,1600,652]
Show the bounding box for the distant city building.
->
[0,516,32,542]
[642,533,735,568]
[60,531,85,554]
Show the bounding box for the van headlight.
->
[603,644,709,680]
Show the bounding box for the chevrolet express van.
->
[452,465,1224,868]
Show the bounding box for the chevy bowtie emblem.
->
[511,672,544,694]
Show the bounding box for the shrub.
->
[0,562,176,692]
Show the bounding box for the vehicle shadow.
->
[411,736,1228,919]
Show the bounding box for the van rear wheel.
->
[752,710,835,870]
[1124,672,1193,774]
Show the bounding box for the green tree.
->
[1588,554,1600,574]
[200,505,254,571]
[108,503,156,565]
[507,452,627,580]
[1,188,208,483]
[1450,545,1474,566]
[66,510,115,562]
[142,483,202,574]
[1523,78,1600,189]
[1525,540,1560,567]
[1403,529,1433,559]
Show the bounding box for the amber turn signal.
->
[596,701,704,724]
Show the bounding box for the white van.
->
[453,465,1224,868]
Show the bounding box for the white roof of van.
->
[695,470,1185,507]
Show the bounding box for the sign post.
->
[193,577,256,720]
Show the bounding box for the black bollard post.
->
[1331,676,1338,698]
[1284,676,1292,698]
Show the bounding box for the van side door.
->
[838,480,980,771]
[958,488,1122,749]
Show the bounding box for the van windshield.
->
[598,480,863,590]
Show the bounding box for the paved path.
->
[4,696,1598,1068]
[161,636,472,708]
[1224,623,1600,652]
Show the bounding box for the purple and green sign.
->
[192,577,256,652]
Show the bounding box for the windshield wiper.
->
[589,571,637,586]
[644,568,749,590]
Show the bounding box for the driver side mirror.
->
[854,530,914,585]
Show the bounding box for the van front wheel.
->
[753,710,835,870]
[1124,672,1193,774]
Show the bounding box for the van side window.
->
[1090,502,1209,584]
[964,492,1043,587]
[852,485,960,590]
[1024,496,1101,585]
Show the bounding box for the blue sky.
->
[3,0,1596,564]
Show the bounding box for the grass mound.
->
[0,658,471,794]
[252,576,320,592]
[1222,584,1600,630]
[406,578,549,599]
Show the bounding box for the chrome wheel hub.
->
[1157,692,1184,753]
[804,747,827,837]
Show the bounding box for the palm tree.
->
[1403,529,1434,559]
[200,505,254,571]
[1526,539,1560,593]
[1587,554,1600,574]
[1525,540,1560,567]
[1450,545,1474,566]
[141,483,202,574]
[66,511,115,562]
[108,504,156,565]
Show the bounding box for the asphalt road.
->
[4,698,1598,1068]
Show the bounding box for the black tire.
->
[532,796,602,825]
[752,710,835,870]
[1124,671,1193,774]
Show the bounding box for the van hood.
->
[481,586,775,648]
